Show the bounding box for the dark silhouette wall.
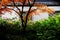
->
[35,0,60,2]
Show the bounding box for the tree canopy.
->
[1,0,31,5]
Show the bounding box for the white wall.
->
[7,6,60,21]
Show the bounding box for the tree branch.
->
[21,0,26,30]
[12,0,25,29]
[25,0,36,28]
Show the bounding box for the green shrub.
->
[0,14,60,40]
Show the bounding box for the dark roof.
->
[6,0,60,6]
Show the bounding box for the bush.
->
[0,14,60,40]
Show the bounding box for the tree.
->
[0,0,55,40]
[0,0,36,33]
[0,0,55,32]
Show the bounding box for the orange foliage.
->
[1,0,11,5]
[1,0,31,5]
[0,8,12,15]
[23,4,55,20]
[14,0,19,2]
[19,0,29,3]
[14,0,31,3]
[0,0,55,21]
